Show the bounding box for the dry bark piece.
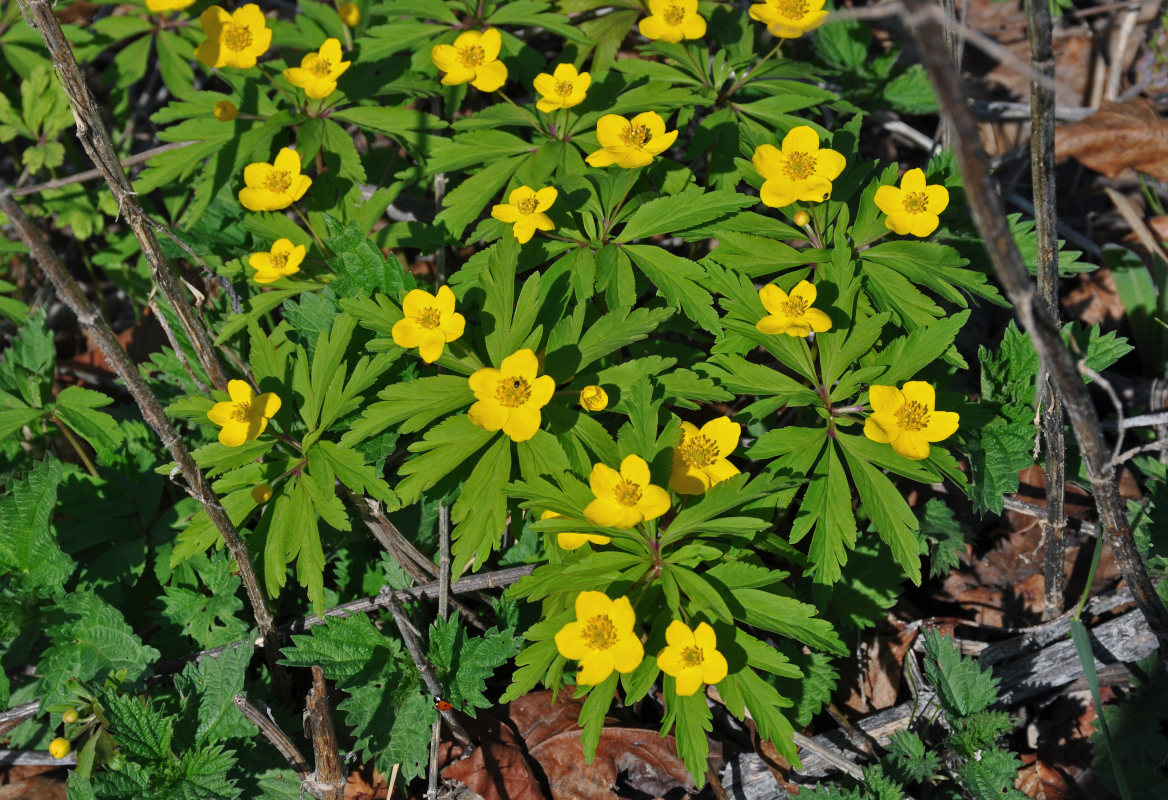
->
[1055,99,1168,181]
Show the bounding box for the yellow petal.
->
[529,374,556,407]
[782,125,820,155]
[908,212,941,238]
[701,417,740,457]
[435,285,457,316]
[867,384,904,415]
[637,484,671,521]
[534,186,557,212]
[892,431,930,460]
[218,421,249,447]
[702,458,740,487]
[575,590,611,619]
[788,279,817,306]
[863,413,898,444]
[401,288,436,318]
[657,646,688,676]
[200,5,231,36]
[553,63,578,81]
[609,595,636,632]
[701,648,728,685]
[555,621,589,659]
[610,634,644,673]
[756,315,793,336]
[207,401,234,425]
[596,114,630,148]
[900,168,926,193]
[873,184,902,217]
[503,405,541,441]
[491,203,520,223]
[430,44,460,72]
[499,349,538,380]
[589,462,621,497]
[923,410,959,443]
[682,13,706,39]
[472,60,508,91]
[468,399,507,431]
[532,72,556,98]
[255,391,281,417]
[639,15,677,42]
[900,380,935,410]
[674,668,703,696]
[692,622,717,650]
[392,318,422,349]
[479,27,502,61]
[924,184,949,214]
[802,307,832,333]
[670,460,711,495]
[666,620,695,647]
[759,180,796,209]
[468,367,500,399]
[758,283,789,315]
[576,652,615,685]
[319,37,342,64]
[291,176,312,203]
[227,379,254,404]
[585,148,618,167]
[620,454,651,486]
[418,330,446,363]
[816,147,847,180]
[273,147,301,175]
[440,312,466,341]
[452,30,482,49]
[584,497,641,528]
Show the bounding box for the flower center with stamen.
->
[782,150,816,180]
[680,645,704,667]
[263,170,292,194]
[613,479,643,507]
[679,434,720,467]
[902,191,928,214]
[582,615,618,650]
[458,45,485,68]
[308,55,333,77]
[417,307,441,329]
[515,196,538,215]
[778,0,810,20]
[270,250,289,271]
[230,402,251,422]
[895,401,930,432]
[664,4,686,25]
[495,376,532,407]
[222,23,254,52]
[555,80,574,97]
[780,296,809,317]
[621,124,651,149]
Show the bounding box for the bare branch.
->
[10,142,194,197]
[234,695,312,779]
[303,666,346,800]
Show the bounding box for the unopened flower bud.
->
[213,100,238,122]
[251,483,273,503]
[338,2,360,27]
[49,738,71,759]
[62,709,79,724]
[793,210,810,227]
[579,385,608,412]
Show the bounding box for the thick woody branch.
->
[902,0,1168,657]
[0,186,284,689]
[16,0,228,392]
[234,695,311,779]
[303,666,346,800]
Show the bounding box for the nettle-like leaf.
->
[0,457,72,596]
[883,730,942,786]
[922,630,999,719]
[158,551,249,649]
[281,612,400,681]
[340,671,436,784]
[428,616,520,717]
[174,639,254,746]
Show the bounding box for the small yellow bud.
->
[793,210,810,227]
[579,385,608,412]
[49,738,71,759]
[251,483,273,503]
[213,100,238,122]
[62,710,79,724]
[338,2,360,27]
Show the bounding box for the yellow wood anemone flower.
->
[863,381,959,460]
[195,4,272,69]
[657,620,728,696]
[554,591,644,685]
[541,511,611,551]
[249,238,306,284]
[467,349,556,442]
[756,280,832,337]
[639,0,707,43]
[391,286,466,363]
[579,385,608,412]
[239,148,312,212]
[586,112,678,169]
[533,64,591,112]
[491,186,557,244]
[338,2,360,27]
[874,168,950,238]
[49,738,71,759]
[430,29,508,92]
[207,380,282,448]
[147,0,195,14]
[584,455,671,528]
[753,126,846,208]
[284,38,351,99]
[748,0,829,38]
[670,417,741,495]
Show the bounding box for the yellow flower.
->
[584,455,670,528]
[391,285,466,363]
[430,29,508,92]
[468,349,556,442]
[251,483,273,503]
[657,620,728,696]
[338,1,360,26]
[753,126,846,208]
[749,0,829,38]
[554,591,644,685]
[586,112,678,169]
[756,280,832,337]
[207,380,282,448]
[542,511,611,551]
[491,185,557,244]
[639,0,706,43]
[213,100,238,121]
[284,38,351,100]
[863,381,959,460]
[248,238,306,284]
[239,148,312,212]
[195,4,272,69]
[147,0,195,14]
[533,64,591,112]
[874,168,950,238]
[579,385,608,412]
[670,418,741,495]
[49,738,71,759]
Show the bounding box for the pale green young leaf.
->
[922,629,999,718]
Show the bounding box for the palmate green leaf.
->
[262,475,326,614]
[790,443,856,585]
[614,188,755,243]
[731,587,845,655]
[576,8,637,72]
[662,687,712,786]
[451,433,511,576]
[723,667,800,765]
[396,414,495,504]
[436,154,526,239]
[698,354,820,412]
[102,692,174,763]
[175,639,254,745]
[662,473,777,545]
[315,439,396,506]
[342,375,474,446]
[919,498,969,578]
[0,457,72,595]
[841,446,923,586]
[282,612,399,681]
[571,306,675,373]
[861,241,1003,307]
[159,552,249,649]
[865,310,970,385]
[53,386,123,463]
[624,245,721,334]
[511,551,648,602]
[771,644,838,727]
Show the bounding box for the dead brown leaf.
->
[1016,756,1073,799]
[1055,99,1168,181]
[443,720,549,800]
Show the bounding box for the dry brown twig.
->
[233,695,312,779]
[303,665,347,800]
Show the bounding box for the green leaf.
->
[957,749,1027,800]
[919,498,968,579]
[816,18,871,70]
[867,310,970,385]
[883,730,942,786]
[451,433,512,575]
[624,245,721,334]
[771,645,838,727]
[664,688,712,785]
[615,189,754,242]
[396,414,495,505]
[102,692,174,763]
[158,551,249,649]
[341,678,437,783]
[323,214,414,298]
[922,629,999,718]
[731,589,846,656]
[429,617,519,716]
[314,439,397,507]
[175,639,254,745]
[54,386,124,463]
[842,447,923,585]
[882,65,938,113]
[0,457,72,595]
[343,375,474,446]
[282,612,398,681]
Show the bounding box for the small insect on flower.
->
[586,112,678,169]
[49,738,71,759]
[338,1,360,27]
[749,0,830,38]
[195,4,272,69]
[752,126,846,208]
[639,0,707,43]
[249,238,306,284]
[207,380,282,448]
[864,381,959,460]
[533,64,591,112]
[391,285,466,363]
[284,38,351,100]
[430,29,508,91]
[874,168,950,237]
[239,148,312,212]
[213,100,238,121]
[491,185,557,244]
[467,349,556,442]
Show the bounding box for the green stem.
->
[257,64,300,111]
[494,90,543,132]
[53,417,99,478]
[602,168,640,238]
[722,40,782,100]
[292,204,328,254]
